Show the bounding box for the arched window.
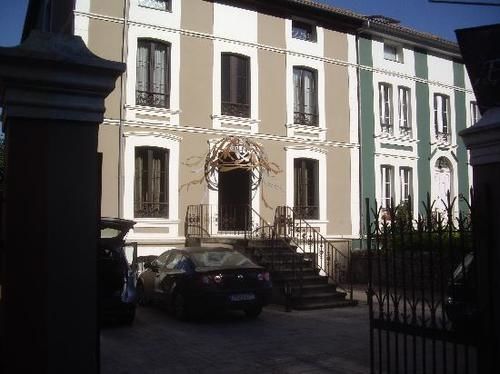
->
[136,39,171,108]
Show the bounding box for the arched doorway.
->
[218,165,251,231]
[433,157,452,212]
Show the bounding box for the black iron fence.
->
[367,194,478,374]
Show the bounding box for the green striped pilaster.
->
[453,61,469,210]
[415,49,431,214]
[359,37,375,211]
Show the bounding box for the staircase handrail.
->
[275,206,353,300]
[246,206,306,301]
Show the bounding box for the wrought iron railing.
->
[380,123,394,135]
[134,201,168,218]
[294,111,318,126]
[366,194,477,373]
[136,90,169,108]
[221,102,250,118]
[399,126,412,137]
[292,205,319,220]
[435,130,450,143]
[185,204,275,239]
[274,206,353,299]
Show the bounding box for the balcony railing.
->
[399,126,412,137]
[221,102,250,118]
[380,123,393,135]
[185,204,275,239]
[134,201,169,218]
[435,131,450,143]
[294,111,318,126]
[136,90,169,108]
[293,205,319,220]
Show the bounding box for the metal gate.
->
[367,195,478,374]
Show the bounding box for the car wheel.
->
[244,305,262,319]
[136,282,149,306]
[173,293,190,321]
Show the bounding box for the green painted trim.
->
[358,37,375,213]
[453,62,465,89]
[380,143,413,152]
[414,49,429,80]
[414,49,431,213]
[359,37,373,67]
[454,88,469,209]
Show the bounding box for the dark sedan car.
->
[99,218,137,325]
[445,253,477,332]
[137,247,272,319]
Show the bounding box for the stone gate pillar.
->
[0,31,124,373]
[460,107,500,372]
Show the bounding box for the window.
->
[470,101,481,126]
[384,43,403,63]
[292,20,316,42]
[294,67,318,126]
[434,94,450,142]
[138,0,171,11]
[398,86,411,136]
[221,53,250,118]
[400,167,412,204]
[136,39,170,108]
[294,158,319,219]
[379,83,393,134]
[134,147,169,218]
[381,165,394,209]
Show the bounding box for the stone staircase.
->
[245,239,357,310]
[193,237,356,310]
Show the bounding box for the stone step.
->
[272,274,329,286]
[292,291,347,303]
[298,283,340,295]
[293,299,358,310]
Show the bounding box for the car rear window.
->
[191,250,256,268]
[101,227,123,239]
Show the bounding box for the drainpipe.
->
[118,0,130,218]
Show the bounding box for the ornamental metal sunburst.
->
[204,136,280,191]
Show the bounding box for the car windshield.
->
[453,253,474,280]
[191,249,256,268]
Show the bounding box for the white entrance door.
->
[433,167,451,212]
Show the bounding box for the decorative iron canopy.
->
[204,136,280,191]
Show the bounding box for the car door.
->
[140,250,171,299]
[154,252,184,302]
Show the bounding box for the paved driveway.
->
[101,302,370,374]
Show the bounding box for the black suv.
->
[99,218,137,325]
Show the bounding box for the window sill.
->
[292,37,317,43]
[134,218,180,227]
[430,140,456,149]
[125,104,181,125]
[138,5,172,13]
[286,123,326,140]
[375,131,416,143]
[211,114,260,134]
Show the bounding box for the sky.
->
[0,0,498,46]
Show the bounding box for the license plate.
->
[230,293,255,301]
